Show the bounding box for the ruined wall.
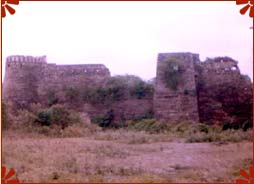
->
[153,53,200,123]
[3,53,252,125]
[3,55,153,123]
[154,53,252,124]
[38,64,110,104]
[195,57,252,124]
[3,55,111,112]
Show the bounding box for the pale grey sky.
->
[2,1,253,80]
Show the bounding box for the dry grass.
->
[2,127,252,182]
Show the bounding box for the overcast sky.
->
[2,1,253,81]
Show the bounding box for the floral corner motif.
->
[1,166,20,184]
[236,166,254,184]
[236,0,254,18]
[1,0,19,18]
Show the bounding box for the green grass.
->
[126,119,252,143]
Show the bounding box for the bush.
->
[36,104,81,129]
[105,77,126,101]
[127,119,171,134]
[198,124,209,133]
[82,87,107,104]
[186,128,252,143]
[37,109,52,126]
[91,109,114,128]
[2,102,10,129]
[82,75,154,104]
[50,105,71,128]
[129,81,154,99]
[222,120,253,131]
[242,120,252,131]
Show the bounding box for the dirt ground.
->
[2,129,252,182]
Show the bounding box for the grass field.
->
[2,126,252,182]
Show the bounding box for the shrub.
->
[186,129,252,143]
[127,119,171,134]
[91,109,114,128]
[50,104,71,128]
[105,77,126,101]
[222,120,253,131]
[82,87,107,104]
[242,120,252,131]
[2,102,9,129]
[82,75,154,104]
[37,109,52,126]
[197,124,209,133]
[36,104,81,129]
[130,81,154,99]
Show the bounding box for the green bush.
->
[36,104,81,129]
[50,104,71,128]
[2,102,9,129]
[105,77,126,101]
[82,75,154,104]
[37,109,52,126]
[129,81,154,99]
[91,109,114,128]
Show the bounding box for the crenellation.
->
[6,55,47,64]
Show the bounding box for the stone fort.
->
[3,53,252,124]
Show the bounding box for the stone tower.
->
[153,53,200,123]
[3,55,47,110]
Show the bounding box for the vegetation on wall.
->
[81,75,154,104]
[162,59,182,90]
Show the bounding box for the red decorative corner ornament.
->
[1,166,20,184]
[236,0,254,18]
[1,0,19,18]
[236,166,254,184]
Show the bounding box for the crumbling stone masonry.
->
[153,53,200,123]
[3,53,252,124]
[3,55,110,110]
[154,53,252,124]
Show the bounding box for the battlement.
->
[6,55,47,64]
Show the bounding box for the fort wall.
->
[3,53,252,124]
[3,55,110,111]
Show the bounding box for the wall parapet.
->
[6,55,47,64]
